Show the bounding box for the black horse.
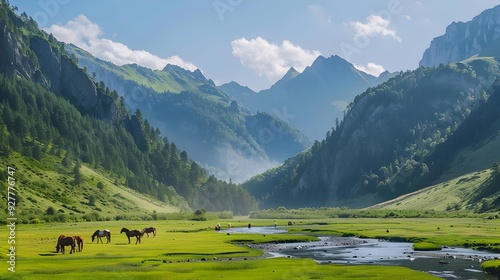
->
[91,229,111,244]
[120,228,141,244]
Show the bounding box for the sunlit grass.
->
[5,217,500,278]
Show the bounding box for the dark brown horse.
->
[141,227,157,238]
[91,229,111,244]
[55,235,75,254]
[120,228,141,244]
[73,235,84,252]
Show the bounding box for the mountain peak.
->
[219,81,256,96]
[308,54,352,71]
[283,67,300,79]
[161,64,208,84]
[162,63,184,72]
[270,67,300,89]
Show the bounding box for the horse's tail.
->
[108,231,111,242]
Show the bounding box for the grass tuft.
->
[413,242,442,251]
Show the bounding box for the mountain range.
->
[65,44,311,182]
[220,55,396,141]
[0,2,257,219]
[243,5,500,210]
[1,2,500,220]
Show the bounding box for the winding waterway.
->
[223,227,500,279]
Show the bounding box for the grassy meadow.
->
[0,218,434,279]
[4,217,500,279]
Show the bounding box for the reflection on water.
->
[223,227,500,280]
[279,238,500,280]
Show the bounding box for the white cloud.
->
[44,15,197,71]
[349,14,402,42]
[231,36,321,81]
[353,62,385,76]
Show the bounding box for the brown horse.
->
[55,235,75,254]
[141,227,157,238]
[73,235,84,252]
[120,228,141,244]
[91,229,111,244]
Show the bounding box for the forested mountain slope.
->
[243,58,500,209]
[371,77,500,212]
[0,1,257,220]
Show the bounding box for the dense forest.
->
[243,59,500,209]
[0,0,258,218]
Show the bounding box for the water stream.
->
[222,227,500,279]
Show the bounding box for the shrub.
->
[46,206,56,215]
[218,211,233,219]
[413,242,442,251]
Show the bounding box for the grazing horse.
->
[56,235,75,254]
[141,227,157,238]
[120,228,141,244]
[91,229,111,244]
[215,223,221,231]
[73,235,84,252]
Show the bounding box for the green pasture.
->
[5,218,500,279]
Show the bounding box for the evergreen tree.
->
[73,161,83,185]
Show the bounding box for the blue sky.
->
[10,0,500,91]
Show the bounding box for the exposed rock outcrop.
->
[420,5,500,67]
[0,19,118,123]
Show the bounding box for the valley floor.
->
[4,217,500,279]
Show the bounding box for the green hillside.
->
[66,44,215,94]
[0,1,259,222]
[0,151,180,223]
[369,168,497,212]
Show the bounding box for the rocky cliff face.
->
[0,19,119,123]
[420,5,500,67]
[32,36,119,122]
[0,22,34,79]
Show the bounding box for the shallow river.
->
[223,227,500,279]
